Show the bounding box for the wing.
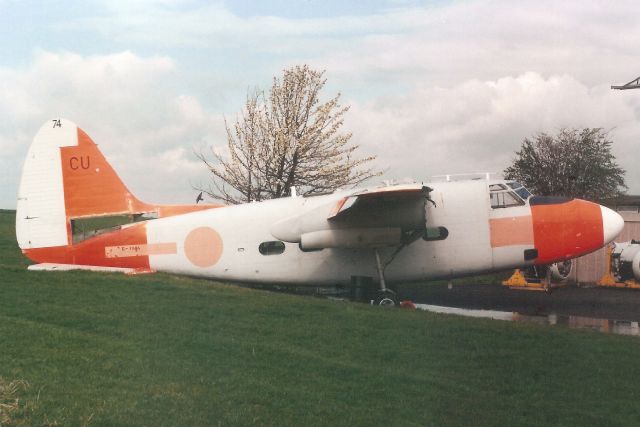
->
[270,184,432,249]
[328,185,430,226]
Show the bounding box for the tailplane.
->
[16,119,217,251]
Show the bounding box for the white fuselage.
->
[18,119,624,286]
[146,180,524,285]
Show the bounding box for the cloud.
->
[312,0,640,92]
[0,50,226,207]
[347,72,640,192]
[0,50,174,134]
[56,1,640,91]
[4,0,640,208]
[62,1,422,48]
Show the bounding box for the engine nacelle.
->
[612,241,640,281]
[299,228,402,250]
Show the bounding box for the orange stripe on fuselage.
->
[23,222,150,268]
[489,216,534,248]
[531,199,603,264]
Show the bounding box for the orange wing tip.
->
[27,263,136,274]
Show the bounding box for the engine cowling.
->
[614,241,640,281]
[299,228,402,250]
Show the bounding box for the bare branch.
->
[197,65,381,204]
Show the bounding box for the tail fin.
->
[16,119,153,249]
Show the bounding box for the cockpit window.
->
[491,191,523,208]
[506,181,532,201]
[490,182,527,209]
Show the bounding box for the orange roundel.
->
[184,227,223,268]
[531,199,603,264]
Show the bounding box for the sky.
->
[1,0,640,208]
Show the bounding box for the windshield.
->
[506,181,532,201]
[489,182,530,209]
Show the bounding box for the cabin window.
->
[423,226,449,241]
[259,241,285,255]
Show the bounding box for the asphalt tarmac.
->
[397,282,640,322]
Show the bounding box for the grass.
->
[1,209,640,425]
[0,378,28,425]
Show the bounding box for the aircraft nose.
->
[530,196,621,264]
[600,205,624,244]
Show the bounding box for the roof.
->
[601,195,640,211]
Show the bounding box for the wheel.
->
[374,290,398,306]
[377,297,396,307]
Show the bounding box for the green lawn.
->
[1,210,640,426]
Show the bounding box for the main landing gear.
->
[348,249,400,306]
[374,248,398,306]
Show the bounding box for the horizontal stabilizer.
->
[27,263,136,274]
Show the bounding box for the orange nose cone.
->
[531,196,607,264]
